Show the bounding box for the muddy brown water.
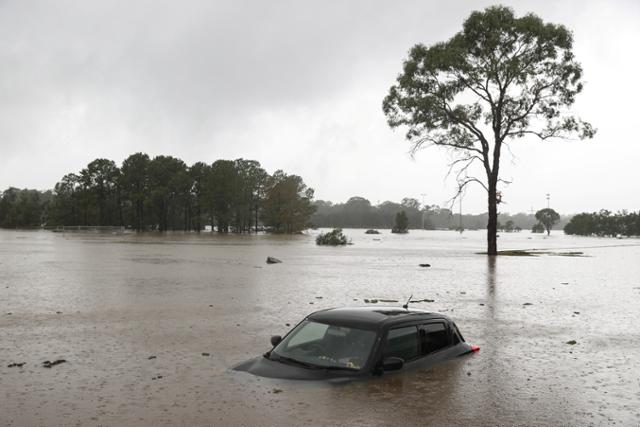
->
[1,229,639,426]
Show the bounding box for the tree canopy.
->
[535,208,560,235]
[383,5,594,254]
[564,210,640,237]
[391,210,409,234]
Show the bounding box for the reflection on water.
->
[1,229,640,426]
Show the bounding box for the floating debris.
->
[202,352,210,357]
[419,263,431,267]
[523,302,533,306]
[148,355,157,360]
[42,359,66,368]
[266,256,282,264]
[272,388,283,394]
[7,362,25,368]
[378,299,398,303]
[566,340,577,345]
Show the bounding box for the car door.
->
[414,320,462,366]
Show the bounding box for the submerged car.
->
[233,306,479,380]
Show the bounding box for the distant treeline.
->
[0,154,315,233]
[564,210,640,237]
[311,196,570,231]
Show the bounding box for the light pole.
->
[546,193,550,209]
[420,193,427,229]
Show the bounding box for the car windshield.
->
[271,320,377,370]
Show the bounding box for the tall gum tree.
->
[383,6,595,255]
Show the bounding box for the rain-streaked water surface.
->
[1,229,639,426]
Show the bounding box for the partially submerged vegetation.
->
[316,228,349,246]
[391,211,409,234]
[564,210,640,237]
[0,154,316,233]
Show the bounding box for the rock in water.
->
[266,256,282,264]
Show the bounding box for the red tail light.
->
[470,345,480,352]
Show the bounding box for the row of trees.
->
[564,210,640,237]
[0,188,52,228]
[310,196,569,231]
[0,154,316,233]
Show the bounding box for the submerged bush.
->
[316,228,349,246]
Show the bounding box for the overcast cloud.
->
[1,0,638,214]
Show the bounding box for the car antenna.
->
[402,294,413,310]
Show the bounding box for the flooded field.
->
[1,228,639,426]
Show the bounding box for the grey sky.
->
[1,0,638,214]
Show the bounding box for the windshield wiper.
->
[320,366,359,372]
[270,354,320,370]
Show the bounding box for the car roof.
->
[307,306,450,331]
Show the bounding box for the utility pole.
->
[546,193,550,209]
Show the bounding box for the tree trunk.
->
[487,181,498,255]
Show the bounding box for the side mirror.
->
[382,356,404,371]
[270,335,282,347]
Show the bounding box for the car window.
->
[273,321,377,370]
[383,326,419,361]
[419,323,451,354]
[286,321,328,348]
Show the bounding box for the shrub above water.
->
[316,228,349,246]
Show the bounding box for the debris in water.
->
[523,303,533,306]
[566,340,577,345]
[7,362,25,368]
[419,263,431,267]
[573,311,580,315]
[479,303,485,306]
[315,296,323,299]
[152,375,164,380]
[266,256,282,264]
[42,359,66,368]
[148,355,157,360]
[202,352,210,357]
[561,282,569,285]
[378,299,398,303]
[272,388,283,394]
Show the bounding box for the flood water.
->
[1,228,639,426]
